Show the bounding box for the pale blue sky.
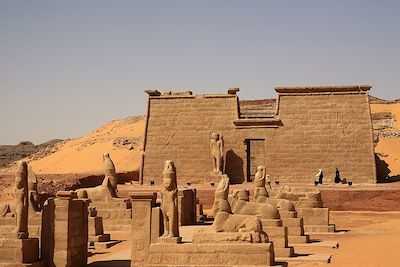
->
[1,1,399,144]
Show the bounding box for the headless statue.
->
[210,133,224,173]
[14,161,29,238]
[160,160,179,238]
[103,153,118,197]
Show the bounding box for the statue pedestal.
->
[157,236,182,244]
[0,236,42,265]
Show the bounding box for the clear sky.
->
[1,1,399,145]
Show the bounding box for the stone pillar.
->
[42,191,88,267]
[130,192,157,267]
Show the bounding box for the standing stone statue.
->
[254,166,268,200]
[210,133,224,173]
[14,161,29,238]
[103,153,118,197]
[160,160,179,238]
[28,166,40,213]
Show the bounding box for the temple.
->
[140,85,376,185]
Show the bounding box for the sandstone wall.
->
[142,94,244,184]
[142,87,376,185]
[267,89,376,183]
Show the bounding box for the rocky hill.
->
[0,139,63,168]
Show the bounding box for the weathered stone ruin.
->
[141,86,376,185]
[0,161,42,267]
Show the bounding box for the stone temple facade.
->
[140,85,376,185]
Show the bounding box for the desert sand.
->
[17,117,145,174]
[86,211,400,267]
[371,103,400,176]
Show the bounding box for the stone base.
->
[89,240,121,249]
[276,253,332,264]
[147,243,274,266]
[0,261,44,267]
[3,232,29,240]
[304,224,336,233]
[296,208,329,226]
[193,232,260,244]
[0,237,39,263]
[288,235,309,245]
[157,236,182,244]
[278,211,297,219]
[89,233,110,243]
[293,240,339,254]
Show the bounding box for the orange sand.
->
[371,103,400,129]
[26,117,145,174]
[371,103,400,176]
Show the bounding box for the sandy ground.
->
[16,117,145,174]
[87,211,400,267]
[371,103,400,176]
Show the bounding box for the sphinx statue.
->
[231,189,280,219]
[211,173,231,215]
[103,153,118,197]
[160,160,179,238]
[76,176,115,202]
[274,186,323,208]
[253,166,295,211]
[14,161,29,238]
[194,174,268,243]
[210,133,224,173]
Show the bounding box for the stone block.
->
[288,235,309,245]
[287,226,304,236]
[263,227,286,238]
[282,218,303,227]
[0,238,39,263]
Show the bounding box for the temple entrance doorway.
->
[246,139,266,182]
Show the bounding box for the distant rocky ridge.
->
[369,95,400,104]
[0,139,63,168]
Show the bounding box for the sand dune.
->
[371,103,400,176]
[21,116,145,174]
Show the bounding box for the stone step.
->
[88,240,122,249]
[276,253,332,264]
[308,231,345,240]
[278,210,297,218]
[293,240,339,254]
[260,219,282,227]
[269,237,288,248]
[288,235,310,245]
[304,224,335,233]
[263,227,287,238]
[287,226,304,236]
[89,233,110,243]
[281,218,302,227]
[274,247,294,258]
